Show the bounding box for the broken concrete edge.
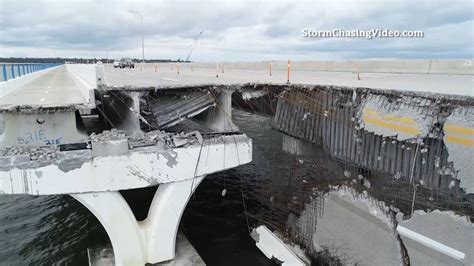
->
[0,128,247,172]
[102,82,474,102]
[251,225,310,266]
[0,103,92,113]
[321,185,474,264]
[324,185,406,264]
[0,82,471,111]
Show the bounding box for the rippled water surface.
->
[0,110,279,265]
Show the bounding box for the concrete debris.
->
[358,94,439,140]
[343,170,351,178]
[0,146,57,162]
[127,129,204,149]
[251,225,307,266]
[90,128,127,142]
[171,131,203,147]
[443,106,474,194]
[128,130,168,148]
[148,92,215,129]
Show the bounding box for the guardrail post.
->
[286,59,291,84]
[11,65,15,79]
[22,64,25,76]
[2,64,7,81]
[356,61,361,80]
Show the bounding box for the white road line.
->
[396,225,465,261]
[162,78,180,82]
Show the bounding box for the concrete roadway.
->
[103,64,474,97]
[0,64,471,110]
[0,66,86,108]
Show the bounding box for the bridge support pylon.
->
[71,176,204,265]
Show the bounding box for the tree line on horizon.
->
[0,57,189,64]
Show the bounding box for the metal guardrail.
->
[1,63,62,82]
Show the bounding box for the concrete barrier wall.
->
[0,65,61,99]
[153,59,473,75]
[65,64,97,105]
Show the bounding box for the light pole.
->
[129,10,145,67]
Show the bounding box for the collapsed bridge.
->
[0,61,473,265]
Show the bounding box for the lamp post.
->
[129,10,145,67]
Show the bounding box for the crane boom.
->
[184,31,203,62]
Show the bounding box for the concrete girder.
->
[0,110,88,147]
[0,134,252,195]
[71,176,204,265]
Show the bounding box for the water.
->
[0,109,279,265]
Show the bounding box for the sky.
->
[0,0,473,61]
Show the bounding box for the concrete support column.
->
[140,176,204,263]
[205,90,239,132]
[71,176,205,265]
[71,192,146,265]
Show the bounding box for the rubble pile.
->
[90,128,127,142]
[0,146,57,162]
[128,130,168,148]
[127,129,204,149]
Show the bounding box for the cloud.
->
[0,0,473,60]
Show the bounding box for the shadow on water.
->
[181,171,275,266]
[0,110,278,265]
[0,194,109,265]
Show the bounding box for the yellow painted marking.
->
[363,115,421,135]
[445,135,474,146]
[445,124,474,136]
[362,107,474,147]
[363,107,417,126]
[383,115,417,126]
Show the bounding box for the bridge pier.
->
[199,90,239,132]
[72,176,204,265]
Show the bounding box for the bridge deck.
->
[0,66,86,108]
[103,65,474,97]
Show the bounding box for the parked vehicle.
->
[119,58,135,68]
[113,60,120,68]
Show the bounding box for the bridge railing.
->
[0,63,62,82]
